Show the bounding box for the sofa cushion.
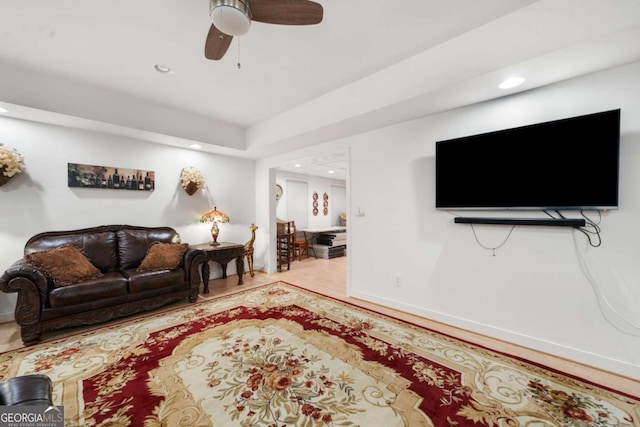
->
[122,269,186,293]
[117,228,180,270]
[25,231,118,273]
[137,242,188,272]
[24,246,103,286]
[49,272,128,308]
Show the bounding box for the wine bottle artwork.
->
[144,171,152,190]
[67,163,156,192]
[113,168,120,189]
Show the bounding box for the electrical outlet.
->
[392,273,402,287]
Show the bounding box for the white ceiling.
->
[1,0,640,170]
[277,151,348,180]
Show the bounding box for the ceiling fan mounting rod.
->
[210,0,251,15]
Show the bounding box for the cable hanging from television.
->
[470,223,516,256]
[571,227,640,336]
[577,210,602,247]
[543,210,602,247]
[549,209,638,335]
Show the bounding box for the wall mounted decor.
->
[312,191,319,216]
[180,167,205,195]
[68,163,154,191]
[0,143,26,187]
[323,192,329,215]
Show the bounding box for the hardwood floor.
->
[1,255,638,396]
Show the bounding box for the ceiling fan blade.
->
[204,24,233,60]
[250,0,323,25]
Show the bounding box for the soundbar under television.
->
[435,109,620,211]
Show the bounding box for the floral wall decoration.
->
[68,163,154,191]
[312,191,319,216]
[0,143,26,186]
[323,192,329,216]
[180,167,205,195]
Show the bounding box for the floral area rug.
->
[0,282,638,426]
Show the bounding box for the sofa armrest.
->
[0,260,49,325]
[183,248,206,298]
[0,374,53,406]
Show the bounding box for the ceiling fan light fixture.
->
[210,0,251,36]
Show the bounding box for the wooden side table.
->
[190,242,245,293]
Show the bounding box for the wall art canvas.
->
[68,163,155,191]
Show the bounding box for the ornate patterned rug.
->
[0,282,638,426]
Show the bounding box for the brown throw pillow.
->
[137,242,188,272]
[24,245,102,286]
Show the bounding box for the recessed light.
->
[499,77,525,89]
[154,64,173,74]
[328,170,335,174]
[0,107,8,113]
[294,164,301,168]
[190,143,202,149]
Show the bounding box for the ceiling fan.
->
[205,0,323,60]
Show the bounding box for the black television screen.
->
[435,109,620,210]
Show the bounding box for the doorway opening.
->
[273,150,349,295]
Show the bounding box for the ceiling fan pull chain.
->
[237,37,241,69]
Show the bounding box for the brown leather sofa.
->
[0,225,205,346]
[0,375,53,406]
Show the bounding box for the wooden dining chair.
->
[292,223,310,261]
[276,220,295,271]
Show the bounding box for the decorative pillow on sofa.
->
[137,242,188,272]
[24,245,103,286]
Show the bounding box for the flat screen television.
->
[435,109,620,210]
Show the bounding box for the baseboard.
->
[0,311,14,324]
[350,289,639,380]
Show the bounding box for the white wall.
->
[3,59,640,379]
[258,60,640,379]
[0,119,261,322]
[275,171,346,229]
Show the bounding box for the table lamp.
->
[200,207,230,246]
